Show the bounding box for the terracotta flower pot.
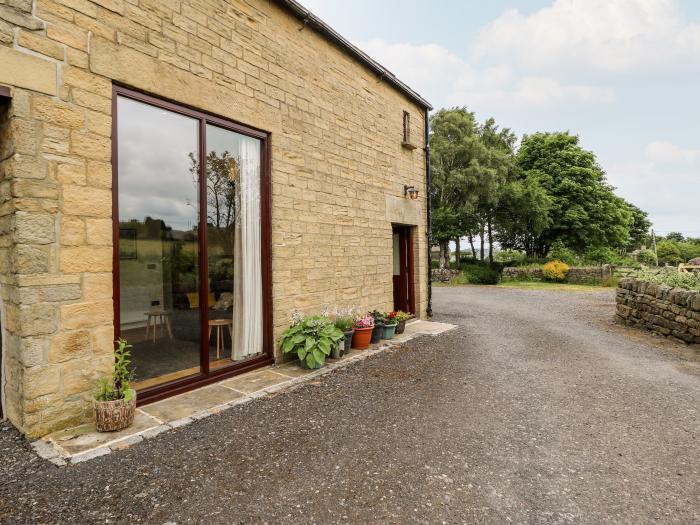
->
[395,320,406,334]
[94,393,136,432]
[351,326,373,349]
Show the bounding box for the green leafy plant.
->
[280,315,344,369]
[548,240,576,265]
[334,316,355,332]
[494,250,526,264]
[636,248,657,266]
[395,311,412,322]
[636,269,700,292]
[451,262,501,285]
[584,246,618,265]
[542,260,569,282]
[369,310,386,324]
[95,338,134,402]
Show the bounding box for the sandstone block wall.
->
[0,0,428,437]
[616,278,700,345]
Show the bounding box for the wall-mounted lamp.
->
[404,185,419,200]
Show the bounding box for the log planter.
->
[94,394,137,432]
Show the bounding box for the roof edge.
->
[272,0,433,110]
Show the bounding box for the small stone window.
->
[403,111,410,142]
[402,110,416,150]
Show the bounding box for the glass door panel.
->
[117,96,201,388]
[205,124,263,369]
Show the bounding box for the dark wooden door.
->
[392,226,415,314]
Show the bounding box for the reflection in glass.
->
[393,233,400,276]
[205,124,262,367]
[117,96,201,387]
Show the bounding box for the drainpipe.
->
[424,108,432,317]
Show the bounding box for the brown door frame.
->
[0,92,8,418]
[392,224,416,314]
[111,85,274,405]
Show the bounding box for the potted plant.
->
[394,311,411,334]
[280,315,344,369]
[330,338,343,359]
[94,338,136,433]
[334,316,355,355]
[369,310,385,344]
[382,311,398,339]
[351,314,374,349]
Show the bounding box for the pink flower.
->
[354,314,374,329]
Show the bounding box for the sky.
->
[300,0,700,237]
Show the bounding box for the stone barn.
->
[0,0,431,437]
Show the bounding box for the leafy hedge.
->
[451,262,501,285]
[635,270,700,293]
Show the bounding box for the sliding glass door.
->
[114,87,270,396]
[205,124,263,369]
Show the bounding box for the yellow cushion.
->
[186,292,216,309]
[186,293,199,309]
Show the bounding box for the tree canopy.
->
[429,110,652,267]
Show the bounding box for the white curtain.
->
[232,136,262,360]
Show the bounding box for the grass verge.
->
[496,281,612,292]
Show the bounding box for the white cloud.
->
[607,140,700,233]
[474,0,700,73]
[645,140,700,164]
[451,74,614,108]
[300,0,698,234]
[357,38,614,110]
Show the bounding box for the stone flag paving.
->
[32,320,457,465]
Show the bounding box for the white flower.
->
[290,309,303,325]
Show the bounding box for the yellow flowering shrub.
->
[542,260,569,282]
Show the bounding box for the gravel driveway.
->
[1,285,698,524]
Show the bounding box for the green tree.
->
[429,108,481,268]
[430,109,518,266]
[474,118,517,262]
[624,203,651,251]
[679,241,700,262]
[665,232,685,242]
[494,172,552,257]
[514,132,633,257]
[656,240,683,265]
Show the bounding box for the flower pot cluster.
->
[352,310,412,350]
[280,307,414,368]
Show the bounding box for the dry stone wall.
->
[431,269,459,283]
[502,265,614,284]
[616,278,700,345]
[0,0,428,437]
